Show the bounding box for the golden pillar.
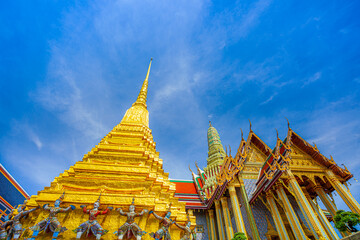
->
[325,170,360,214]
[220,197,234,239]
[266,192,290,240]
[303,187,340,240]
[208,209,217,240]
[228,185,247,237]
[275,183,308,240]
[285,170,329,240]
[315,186,337,218]
[215,200,226,240]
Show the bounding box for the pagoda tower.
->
[23,59,193,239]
[203,122,226,197]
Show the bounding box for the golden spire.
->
[134,58,152,108]
[121,58,153,127]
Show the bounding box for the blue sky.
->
[1,0,360,211]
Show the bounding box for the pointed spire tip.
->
[134,59,152,107]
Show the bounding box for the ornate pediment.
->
[247,143,268,164]
[289,145,324,169]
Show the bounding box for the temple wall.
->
[252,200,274,240]
[194,210,209,240]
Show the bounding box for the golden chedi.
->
[21,59,194,239]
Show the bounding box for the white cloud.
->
[302,71,322,87]
[10,121,43,150]
[260,92,277,105]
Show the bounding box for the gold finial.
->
[275,129,279,140]
[195,161,200,170]
[285,117,290,129]
[134,58,152,107]
[209,121,212,127]
[329,155,335,164]
[248,119,252,132]
[341,164,350,174]
[188,165,193,173]
[240,128,244,140]
[313,142,318,151]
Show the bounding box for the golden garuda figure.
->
[149,204,174,240]
[174,214,195,240]
[74,194,112,239]
[114,198,148,240]
[0,202,38,240]
[28,192,75,239]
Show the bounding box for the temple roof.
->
[0,164,29,222]
[286,128,352,181]
[245,130,273,158]
[248,125,353,204]
[170,180,205,208]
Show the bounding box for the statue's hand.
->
[70,205,76,210]
[42,204,49,209]
[143,209,148,213]
[116,208,122,211]
[107,207,113,210]
[80,205,86,209]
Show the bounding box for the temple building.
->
[4,60,359,240]
[178,121,358,240]
[0,164,29,224]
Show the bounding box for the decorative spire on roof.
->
[134,58,152,108]
[188,165,193,174]
[285,117,290,129]
[249,119,253,132]
[195,161,207,185]
[121,58,153,127]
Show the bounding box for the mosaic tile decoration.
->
[195,210,210,240]
[252,199,275,240]
[243,178,257,199]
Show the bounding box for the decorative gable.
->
[289,145,324,169]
